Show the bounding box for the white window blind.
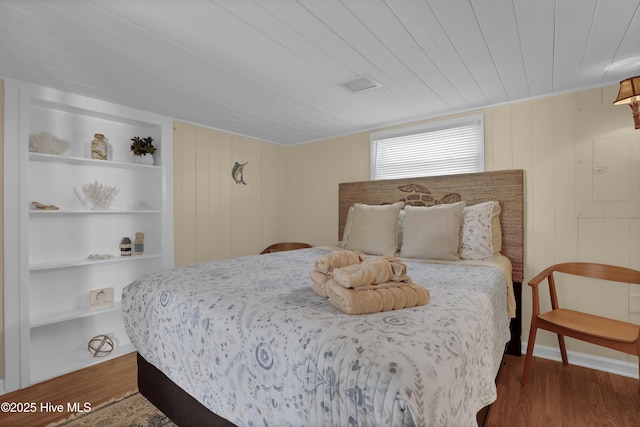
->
[370,114,484,180]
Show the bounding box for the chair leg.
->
[557,334,569,366]
[521,319,538,385]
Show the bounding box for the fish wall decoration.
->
[232,161,248,185]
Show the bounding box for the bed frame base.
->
[507,281,522,356]
[137,353,235,427]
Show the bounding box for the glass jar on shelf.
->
[120,237,132,256]
[91,133,108,160]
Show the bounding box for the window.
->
[370,114,484,180]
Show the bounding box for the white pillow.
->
[344,202,403,255]
[396,209,405,251]
[460,201,499,260]
[341,205,406,251]
[339,206,354,248]
[400,201,466,260]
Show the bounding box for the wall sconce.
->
[613,76,640,129]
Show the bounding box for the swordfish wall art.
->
[232,161,248,185]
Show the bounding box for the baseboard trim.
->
[521,343,639,379]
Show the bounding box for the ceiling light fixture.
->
[338,74,384,93]
[613,75,640,129]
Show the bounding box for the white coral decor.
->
[81,181,119,210]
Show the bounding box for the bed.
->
[122,169,525,427]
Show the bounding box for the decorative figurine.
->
[120,237,132,256]
[88,334,114,357]
[134,232,144,255]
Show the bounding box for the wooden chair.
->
[260,242,311,254]
[521,262,640,393]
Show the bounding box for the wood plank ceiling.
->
[0,0,639,145]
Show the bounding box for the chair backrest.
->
[551,262,640,285]
[260,242,311,254]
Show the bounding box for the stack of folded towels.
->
[310,250,430,315]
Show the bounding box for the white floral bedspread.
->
[122,248,510,427]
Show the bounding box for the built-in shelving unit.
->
[4,80,174,391]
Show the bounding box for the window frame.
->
[369,114,485,180]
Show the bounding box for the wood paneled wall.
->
[283,133,369,245]
[173,121,286,266]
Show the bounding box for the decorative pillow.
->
[339,206,354,248]
[341,205,406,252]
[396,209,405,251]
[344,202,403,255]
[460,201,499,260]
[400,201,466,260]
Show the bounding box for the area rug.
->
[49,392,176,427]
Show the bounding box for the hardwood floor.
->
[0,352,138,427]
[487,354,640,427]
[0,351,637,427]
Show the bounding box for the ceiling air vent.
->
[338,74,383,93]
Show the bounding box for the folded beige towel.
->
[326,280,384,314]
[309,270,331,297]
[332,255,410,289]
[351,280,412,290]
[388,286,406,310]
[378,288,395,312]
[326,280,430,315]
[312,281,326,297]
[333,256,391,288]
[410,284,431,306]
[314,250,363,273]
[386,254,408,279]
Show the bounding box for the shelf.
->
[30,253,161,271]
[29,152,161,169]
[5,80,174,390]
[29,209,161,215]
[30,301,122,328]
[31,342,136,385]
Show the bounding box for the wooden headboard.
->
[338,169,525,283]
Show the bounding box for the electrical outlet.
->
[630,294,640,313]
